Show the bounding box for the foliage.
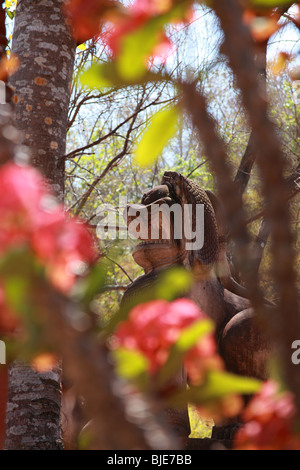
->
[1,0,300,451]
[63,0,300,449]
[0,161,99,365]
[235,380,300,450]
[112,298,261,424]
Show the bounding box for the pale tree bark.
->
[5,0,76,449]
[5,363,63,450]
[9,0,76,198]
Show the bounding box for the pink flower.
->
[234,380,300,450]
[0,162,98,293]
[64,0,114,43]
[104,12,150,58]
[66,0,194,64]
[130,0,172,17]
[32,212,97,292]
[103,0,191,62]
[114,298,218,375]
[0,162,47,251]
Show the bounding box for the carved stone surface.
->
[121,171,272,443]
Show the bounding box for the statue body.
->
[121,171,271,444]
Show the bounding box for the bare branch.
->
[105,254,134,283]
[65,97,176,161]
[213,0,300,416]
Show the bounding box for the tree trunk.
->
[0,365,8,449]
[9,0,76,198]
[5,0,76,449]
[5,363,63,450]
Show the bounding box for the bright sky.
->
[163,4,300,81]
[268,4,300,60]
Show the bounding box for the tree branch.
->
[212,0,300,416]
[37,282,179,450]
[64,97,176,161]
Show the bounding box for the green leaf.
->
[176,319,215,352]
[157,318,214,385]
[250,0,293,6]
[134,105,181,168]
[80,63,113,89]
[80,62,165,90]
[171,370,261,407]
[113,347,149,386]
[156,267,193,301]
[3,276,30,314]
[117,16,167,82]
[6,9,14,20]
[80,2,189,89]
[0,249,44,317]
[105,267,191,335]
[116,2,190,81]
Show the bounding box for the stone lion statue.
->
[121,171,272,445]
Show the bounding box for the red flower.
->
[64,0,115,43]
[114,298,218,375]
[0,162,98,334]
[234,380,300,450]
[0,162,47,251]
[65,0,193,65]
[0,162,98,292]
[104,0,191,62]
[32,214,97,292]
[130,0,173,17]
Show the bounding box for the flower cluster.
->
[104,0,174,60]
[0,162,98,333]
[64,0,115,43]
[114,298,219,376]
[114,298,245,423]
[66,0,193,62]
[235,380,300,450]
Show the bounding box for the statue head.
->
[124,171,219,275]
